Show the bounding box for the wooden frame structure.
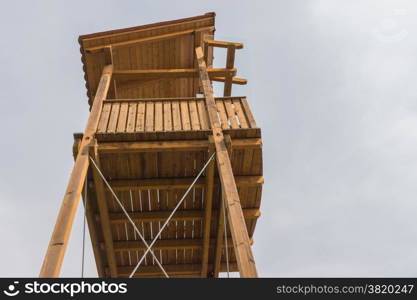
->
[40,12,263,278]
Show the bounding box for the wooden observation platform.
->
[40,12,263,278]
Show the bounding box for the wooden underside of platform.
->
[74,127,262,278]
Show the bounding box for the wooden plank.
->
[98,138,262,153]
[171,100,182,130]
[135,102,146,131]
[103,96,247,103]
[86,26,215,53]
[197,100,209,130]
[154,101,163,131]
[240,97,257,128]
[216,100,229,129]
[163,101,172,131]
[211,77,247,85]
[195,46,258,278]
[96,175,264,191]
[97,103,111,133]
[90,140,118,277]
[39,65,113,277]
[201,137,215,277]
[204,40,243,49]
[224,99,239,129]
[188,100,200,130]
[180,100,191,130]
[145,101,154,131]
[112,238,241,251]
[233,99,249,128]
[126,102,137,132]
[113,68,236,81]
[118,263,238,278]
[107,103,120,133]
[117,102,128,132]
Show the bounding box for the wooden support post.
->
[223,46,236,96]
[39,65,113,277]
[195,46,258,278]
[201,136,215,277]
[90,140,118,277]
[73,140,106,277]
[213,190,226,277]
[213,134,232,277]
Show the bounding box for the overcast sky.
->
[0,0,416,277]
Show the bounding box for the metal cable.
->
[89,156,169,278]
[129,152,216,278]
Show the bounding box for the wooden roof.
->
[78,12,216,106]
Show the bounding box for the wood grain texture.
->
[195,46,258,278]
[40,65,113,277]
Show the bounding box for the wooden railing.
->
[97,96,257,134]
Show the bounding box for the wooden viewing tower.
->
[40,12,263,278]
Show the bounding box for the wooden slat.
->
[154,101,163,131]
[195,46,258,278]
[97,103,111,133]
[145,101,154,131]
[135,102,145,131]
[233,99,248,128]
[39,65,113,277]
[163,101,172,131]
[171,100,182,130]
[188,100,200,130]
[224,99,239,129]
[197,100,209,130]
[240,97,257,128]
[116,102,128,132]
[107,103,120,133]
[126,103,137,132]
[180,100,191,130]
[216,100,229,129]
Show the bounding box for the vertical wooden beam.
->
[213,191,226,277]
[213,134,232,277]
[90,139,118,277]
[73,140,106,277]
[195,46,258,278]
[39,65,113,277]
[200,136,215,277]
[223,46,236,96]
